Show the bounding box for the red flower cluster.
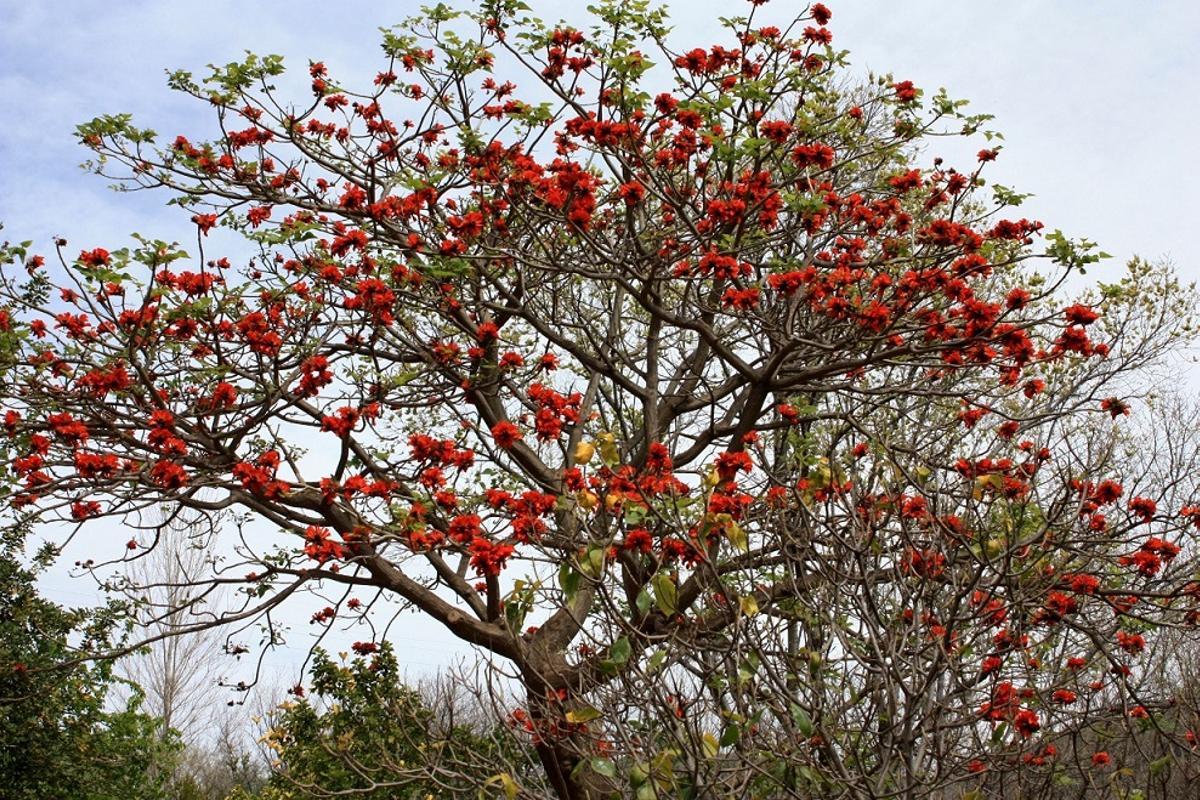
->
[232,450,288,498]
[304,525,346,564]
[528,383,582,441]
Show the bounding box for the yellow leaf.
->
[702,732,720,759]
[481,773,520,800]
[574,440,595,464]
[973,473,1004,500]
[739,595,759,616]
[577,490,598,510]
[596,431,619,464]
[811,460,831,488]
[725,520,749,553]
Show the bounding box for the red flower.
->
[803,26,832,45]
[1067,573,1100,595]
[304,525,345,564]
[623,528,653,553]
[1013,708,1040,738]
[149,460,188,489]
[893,80,918,103]
[491,420,522,449]
[1128,496,1157,522]
[721,287,760,310]
[1003,289,1031,312]
[448,514,482,544]
[1116,630,1145,654]
[1064,304,1100,326]
[715,450,752,481]
[888,169,923,193]
[469,536,515,576]
[791,142,835,169]
[321,406,361,438]
[674,48,709,74]
[191,213,218,234]
[1101,397,1130,418]
[210,381,238,408]
[777,404,800,425]
[811,3,832,25]
[767,269,810,296]
[498,351,525,370]
[759,120,792,144]
[78,248,111,267]
[618,181,645,206]
[246,206,272,227]
[70,500,101,520]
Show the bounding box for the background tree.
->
[2,0,1199,797]
[116,512,229,736]
[113,514,269,799]
[235,643,539,798]
[0,523,182,800]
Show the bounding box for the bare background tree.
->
[117,514,227,740]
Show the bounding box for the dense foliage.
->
[2,0,1200,796]
[0,526,181,800]
[239,644,534,798]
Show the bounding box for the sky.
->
[2,0,1199,702]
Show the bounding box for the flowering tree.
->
[3,0,1200,796]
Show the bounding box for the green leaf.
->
[504,600,527,631]
[566,704,603,724]
[609,636,631,665]
[558,562,581,600]
[582,545,606,578]
[590,756,617,778]
[651,573,676,615]
[599,635,632,676]
[635,587,652,615]
[790,702,814,737]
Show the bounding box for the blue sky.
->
[2,0,1199,692]
[4,1,1198,277]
